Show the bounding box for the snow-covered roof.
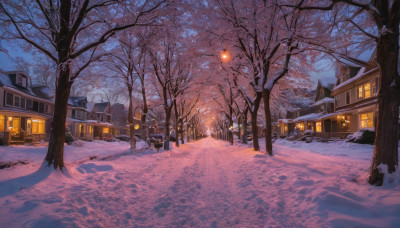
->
[313,97,334,106]
[333,67,378,91]
[293,113,324,122]
[278,119,292,124]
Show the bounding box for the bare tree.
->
[284,0,400,186]
[0,0,165,169]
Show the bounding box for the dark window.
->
[6,93,13,106]
[26,99,33,110]
[45,104,48,113]
[39,103,45,113]
[32,101,39,112]
[14,96,20,107]
[72,110,76,118]
[346,92,350,105]
[21,98,25,108]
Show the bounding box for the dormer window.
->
[16,74,27,88]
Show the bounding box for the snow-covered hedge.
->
[346,128,375,144]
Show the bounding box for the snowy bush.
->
[64,127,74,145]
[346,128,375,144]
[115,135,130,142]
[72,140,85,147]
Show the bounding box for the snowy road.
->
[0,137,399,227]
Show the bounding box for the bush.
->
[347,128,375,144]
[0,133,8,146]
[65,127,74,144]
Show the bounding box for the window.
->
[358,85,363,100]
[31,119,45,134]
[72,110,76,118]
[135,111,141,119]
[296,123,304,131]
[12,118,20,135]
[364,83,371,98]
[103,127,109,133]
[45,104,48,113]
[32,101,39,112]
[16,74,27,87]
[346,92,350,105]
[14,96,20,107]
[21,98,25,108]
[26,99,33,110]
[0,115,4,132]
[39,103,45,113]
[316,122,322,132]
[6,93,13,106]
[360,112,374,128]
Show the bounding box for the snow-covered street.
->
[0,138,400,227]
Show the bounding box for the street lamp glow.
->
[220,49,230,62]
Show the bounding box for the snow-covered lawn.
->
[0,138,399,227]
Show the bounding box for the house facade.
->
[314,56,379,138]
[67,96,95,141]
[88,102,114,140]
[0,71,53,144]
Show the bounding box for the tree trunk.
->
[187,124,190,142]
[45,65,72,169]
[238,115,242,144]
[164,109,171,150]
[127,86,136,151]
[250,110,260,151]
[173,101,179,147]
[180,119,184,144]
[368,32,400,185]
[141,78,148,141]
[262,90,273,155]
[243,108,248,144]
[229,116,233,145]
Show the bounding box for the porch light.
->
[8,117,12,121]
[134,124,140,130]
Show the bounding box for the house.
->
[88,102,114,140]
[67,96,94,141]
[315,49,378,138]
[275,78,335,138]
[110,103,129,136]
[0,71,54,144]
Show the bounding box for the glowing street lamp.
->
[220,49,230,62]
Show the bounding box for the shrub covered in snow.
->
[346,128,375,144]
[0,133,8,146]
[71,139,85,147]
[115,135,130,142]
[64,127,74,144]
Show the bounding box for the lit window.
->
[360,112,373,128]
[358,85,363,99]
[296,123,304,131]
[364,83,371,98]
[31,119,45,134]
[103,127,109,133]
[0,115,4,132]
[316,122,322,132]
[12,117,20,135]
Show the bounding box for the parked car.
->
[149,134,165,151]
[247,135,253,141]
